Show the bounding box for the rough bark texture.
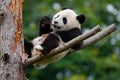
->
[0,0,24,80]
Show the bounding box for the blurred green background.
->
[23,0,120,80]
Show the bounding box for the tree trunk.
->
[0,0,25,80]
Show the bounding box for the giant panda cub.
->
[24,8,86,69]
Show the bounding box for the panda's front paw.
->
[34,45,44,51]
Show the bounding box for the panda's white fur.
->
[32,37,45,46]
[31,36,68,69]
[51,9,81,31]
[32,37,44,57]
[26,8,85,69]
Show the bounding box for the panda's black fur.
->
[57,28,82,49]
[39,16,53,36]
[24,39,33,58]
[40,32,60,54]
[24,8,86,69]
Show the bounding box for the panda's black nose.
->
[54,21,58,24]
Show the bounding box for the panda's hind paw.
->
[34,45,43,51]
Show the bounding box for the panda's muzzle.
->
[53,21,61,29]
[51,21,61,29]
[54,25,61,29]
[54,21,58,24]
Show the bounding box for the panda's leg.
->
[24,39,33,58]
[58,28,83,50]
[34,45,44,51]
[35,33,60,54]
[21,39,33,63]
[67,28,83,50]
[71,33,83,50]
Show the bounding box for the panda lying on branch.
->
[24,8,86,69]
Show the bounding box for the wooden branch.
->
[23,25,101,68]
[23,23,116,68]
[81,24,116,48]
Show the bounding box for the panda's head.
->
[51,8,86,31]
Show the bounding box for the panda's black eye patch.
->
[63,17,67,24]
[55,15,60,19]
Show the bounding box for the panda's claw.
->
[34,45,44,51]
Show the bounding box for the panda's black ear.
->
[76,14,86,24]
[61,7,67,10]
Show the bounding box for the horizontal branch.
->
[49,25,101,56]
[23,23,116,68]
[81,24,116,48]
[23,25,101,68]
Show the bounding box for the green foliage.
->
[23,0,120,80]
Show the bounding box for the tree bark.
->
[0,0,25,80]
